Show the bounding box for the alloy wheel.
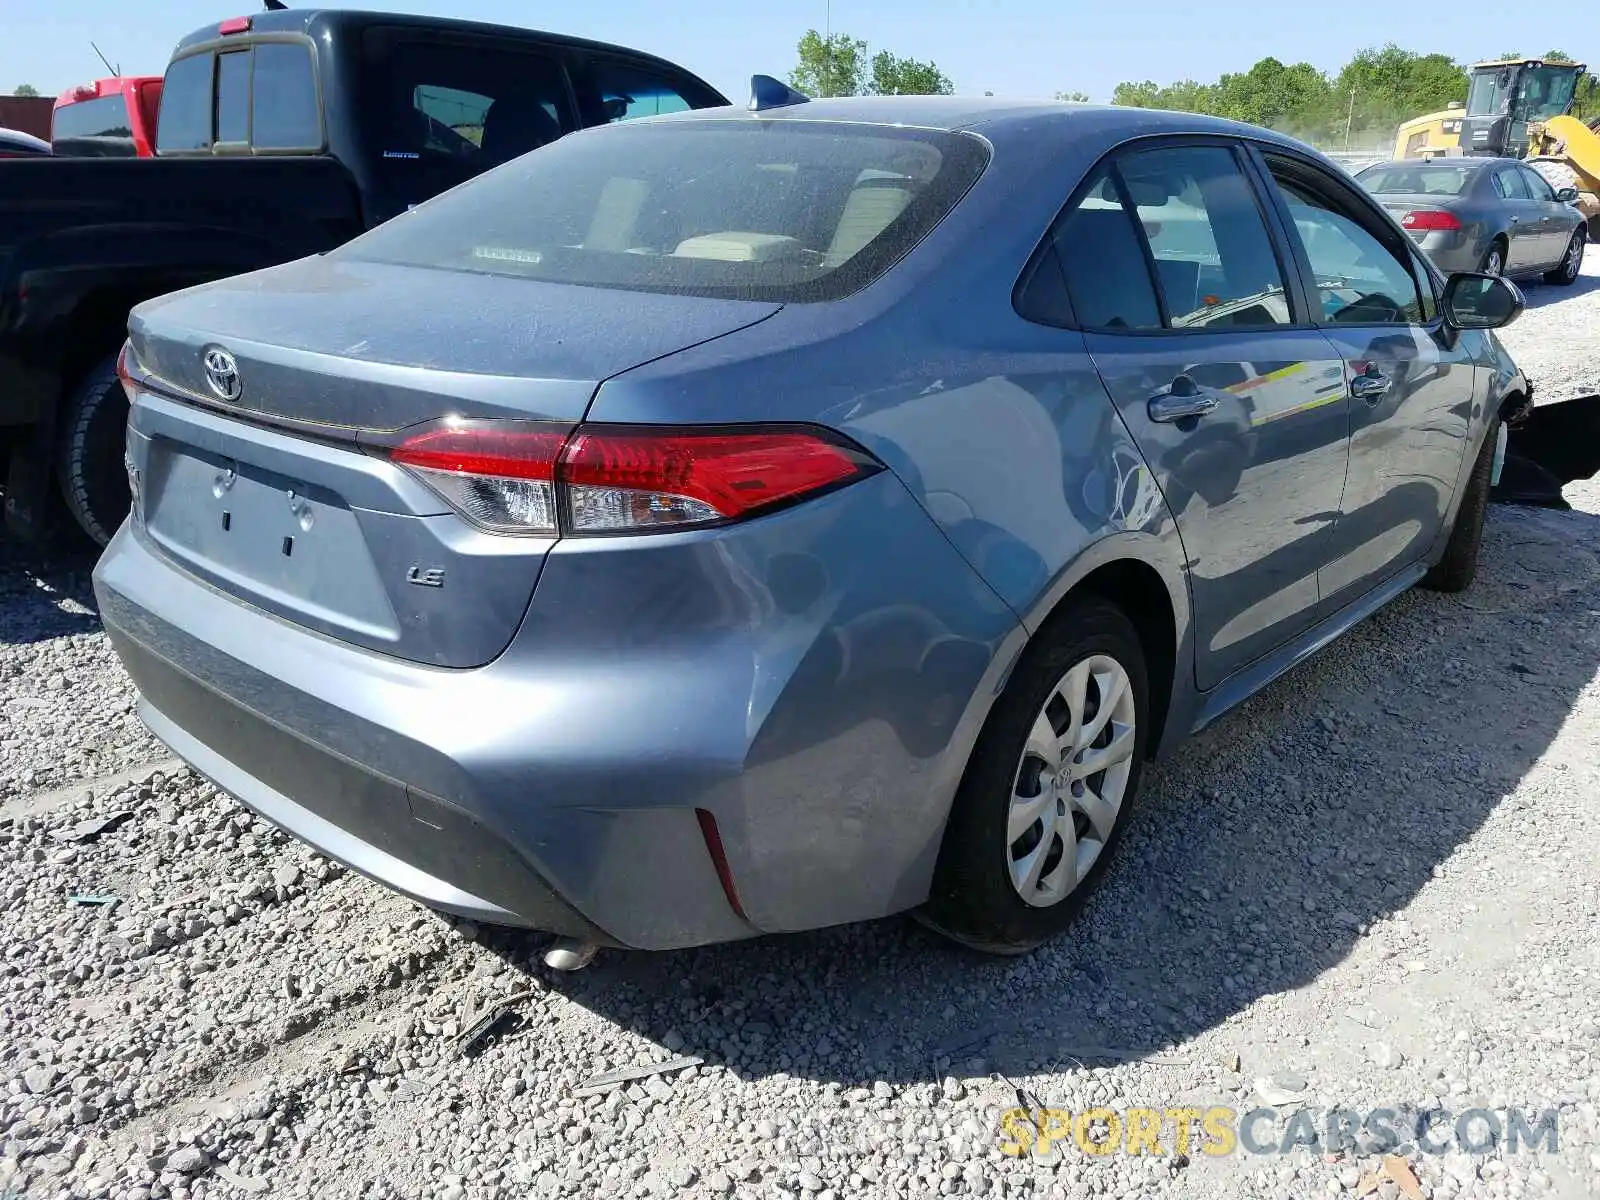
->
[1006,654,1137,907]
[1484,247,1503,276]
[1565,234,1584,281]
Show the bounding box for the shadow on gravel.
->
[478,505,1600,1092]
[0,537,104,644]
[1519,268,1600,310]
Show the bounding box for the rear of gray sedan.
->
[1355,159,1500,275]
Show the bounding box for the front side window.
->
[1266,159,1424,326]
[1518,166,1557,202]
[156,53,213,152]
[215,50,251,144]
[337,121,989,303]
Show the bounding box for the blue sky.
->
[2,0,1533,105]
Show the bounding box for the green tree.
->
[13,83,38,97]
[1055,90,1091,103]
[868,50,953,96]
[790,30,869,98]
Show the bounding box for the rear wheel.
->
[1544,230,1585,286]
[1480,240,1506,277]
[922,595,1148,954]
[57,352,131,548]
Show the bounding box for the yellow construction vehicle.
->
[1527,114,1600,239]
[1393,101,1465,160]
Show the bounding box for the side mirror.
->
[1555,185,1580,203]
[1442,272,1525,331]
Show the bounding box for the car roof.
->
[1362,157,1500,169]
[172,8,718,81]
[655,94,1322,152]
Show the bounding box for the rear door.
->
[1056,141,1352,690]
[1489,164,1545,270]
[1254,148,1476,611]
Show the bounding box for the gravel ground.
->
[2,258,1598,1200]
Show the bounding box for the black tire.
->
[1422,416,1499,593]
[57,353,132,548]
[1543,230,1584,286]
[922,594,1149,954]
[1480,239,1507,277]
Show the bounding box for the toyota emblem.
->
[202,347,242,402]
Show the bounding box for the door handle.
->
[1350,371,1392,403]
[1147,376,1220,423]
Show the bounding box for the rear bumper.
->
[94,470,1022,949]
[1408,229,1482,275]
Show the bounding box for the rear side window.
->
[591,62,696,123]
[252,43,321,149]
[1050,144,1292,331]
[1050,168,1163,330]
[1119,145,1291,329]
[215,50,252,144]
[51,96,134,156]
[361,31,575,167]
[337,121,990,303]
[157,53,213,152]
[1493,167,1530,200]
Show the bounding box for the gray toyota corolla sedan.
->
[95,88,1530,960]
[1354,156,1587,282]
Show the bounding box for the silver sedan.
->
[1355,156,1587,284]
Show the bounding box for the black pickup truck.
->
[0,8,727,545]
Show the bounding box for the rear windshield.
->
[1357,164,1476,196]
[335,120,991,302]
[52,95,135,156]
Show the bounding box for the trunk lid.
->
[126,255,780,668]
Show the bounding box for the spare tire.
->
[57,352,132,547]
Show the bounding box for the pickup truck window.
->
[592,63,695,122]
[51,96,135,157]
[252,43,320,150]
[216,51,251,144]
[157,53,213,152]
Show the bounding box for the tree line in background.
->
[1106,47,1597,147]
[790,34,1597,148]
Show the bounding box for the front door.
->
[1256,149,1478,610]
[1515,163,1573,266]
[1054,143,1352,689]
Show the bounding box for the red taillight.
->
[218,16,252,34]
[387,421,877,537]
[115,341,134,399]
[1401,209,1461,232]
[560,427,870,533]
[391,424,566,535]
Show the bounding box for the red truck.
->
[51,76,163,157]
